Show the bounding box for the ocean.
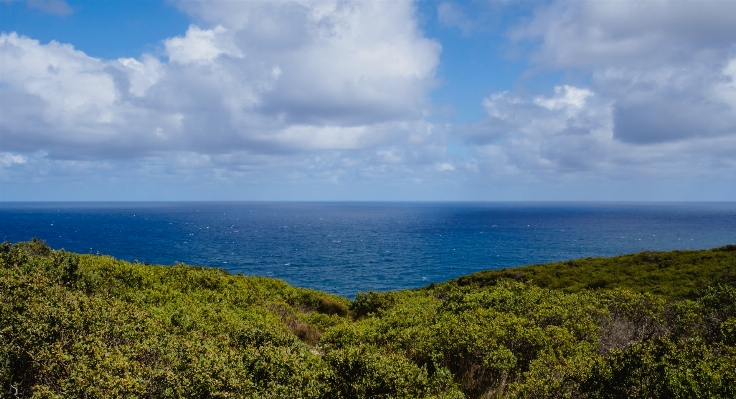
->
[1,202,735,297]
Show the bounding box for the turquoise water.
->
[1,202,735,297]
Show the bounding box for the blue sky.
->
[1,0,736,201]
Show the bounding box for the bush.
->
[350,291,399,318]
[3,240,736,398]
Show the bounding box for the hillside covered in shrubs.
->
[2,239,735,398]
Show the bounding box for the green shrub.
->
[350,290,400,318]
[3,240,736,398]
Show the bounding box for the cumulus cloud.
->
[604,63,736,144]
[460,0,736,182]
[0,31,212,160]
[465,79,736,182]
[464,85,613,173]
[164,25,242,65]
[0,0,442,164]
[3,0,736,200]
[504,0,736,146]
[513,0,736,69]
[169,0,441,129]
[0,33,124,155]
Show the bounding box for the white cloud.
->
[377,147,404,164]
[3,0,735,200]
[505,0,736,145]
[165,25,242,65]
[468,85,613,173]
[172,0,441,126]
[116,55,164,97]
[0,0,461,198]
[458,0,736,182]
[0,152,27,166]
[466,76,736,181]
[0,0,442,162]
[435,162,455,172]
[0,33,120,151]
[533,85,593,114]
[513,0,736,69]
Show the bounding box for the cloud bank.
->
[1,0,440,160]
[2,0,736,200]
[460,0,736,190]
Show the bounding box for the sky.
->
[1,0,735,201]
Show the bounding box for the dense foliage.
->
[2,239,735,398]
[450,246,736,299]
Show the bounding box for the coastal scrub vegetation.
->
[449,245,736,299]
[2,239,735,398]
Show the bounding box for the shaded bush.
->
[317,296,349,317]
[350,290,399,318]
[714,244,736,252]
[322,345,462,399]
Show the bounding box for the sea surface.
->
[1,202,735,297]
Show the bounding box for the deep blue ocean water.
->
[1,202,735,297]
